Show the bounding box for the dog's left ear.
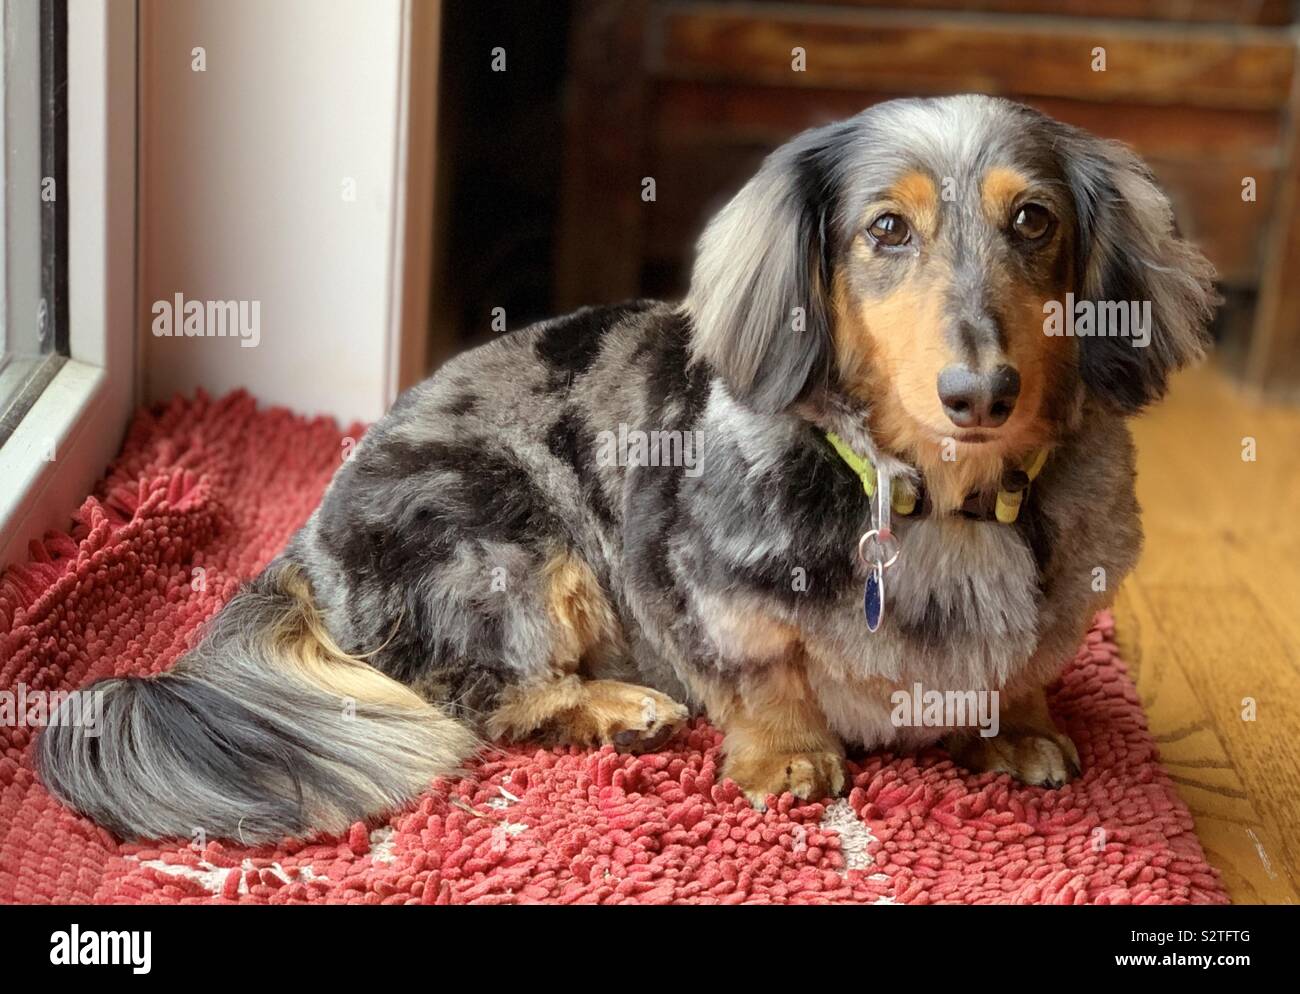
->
[1062,130,1219,413]
[684,124,847,414]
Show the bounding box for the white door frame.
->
[0,0,137,569]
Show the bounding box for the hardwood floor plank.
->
[1122,362,1300,903]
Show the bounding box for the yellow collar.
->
[823,432,1048,524]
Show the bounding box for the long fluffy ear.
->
[684,124,848,414]
[1062,131,1219,412]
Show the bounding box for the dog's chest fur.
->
[297,301,1141,746]
[671,387,1050,747]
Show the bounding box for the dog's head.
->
[685,96,1217,493]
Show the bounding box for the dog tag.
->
[857,467,900,632]
[864,562,884,632]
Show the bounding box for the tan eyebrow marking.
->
[981,167,1030,225]
[884,170,939,235]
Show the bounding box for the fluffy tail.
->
[36,563,478,844]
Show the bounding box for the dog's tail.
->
[36,563,478,844]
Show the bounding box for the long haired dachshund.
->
[40,95,1217,842]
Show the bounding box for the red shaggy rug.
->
[0,392,1228,904]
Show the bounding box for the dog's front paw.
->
[725,749,846,809]
[948,730,1081,788]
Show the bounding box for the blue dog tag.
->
[864,562,884,632]
[857,468,899,633]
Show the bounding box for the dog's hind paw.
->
[488,677,688,754]
[560,680,689,754]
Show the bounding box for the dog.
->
[39,95,1217,843]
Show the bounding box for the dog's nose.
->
[937,364,1020,429]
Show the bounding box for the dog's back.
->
[37,300,691,843]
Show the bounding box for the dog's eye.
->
[1011,203,1054,241]
[867,213,911,248]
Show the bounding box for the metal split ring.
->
[857,528,900,570]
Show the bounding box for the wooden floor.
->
[1116,362,1300,903]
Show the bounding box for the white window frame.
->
[0,0,136,569]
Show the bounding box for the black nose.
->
[937,364,1021,429]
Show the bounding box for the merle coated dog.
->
[40,95,1216,843]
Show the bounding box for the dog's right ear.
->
[684,124,849,414]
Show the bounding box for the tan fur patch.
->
[700,600,800,664]
[486,673,587,740]
[890,170,940,236]
[543,549,622,674]
[486,676,688,750]
[271,566,428,710]
[833,265,1002,512]
[686,661,846,805]
[980,166,1029,226]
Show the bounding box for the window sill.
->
[0,359,112,569]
